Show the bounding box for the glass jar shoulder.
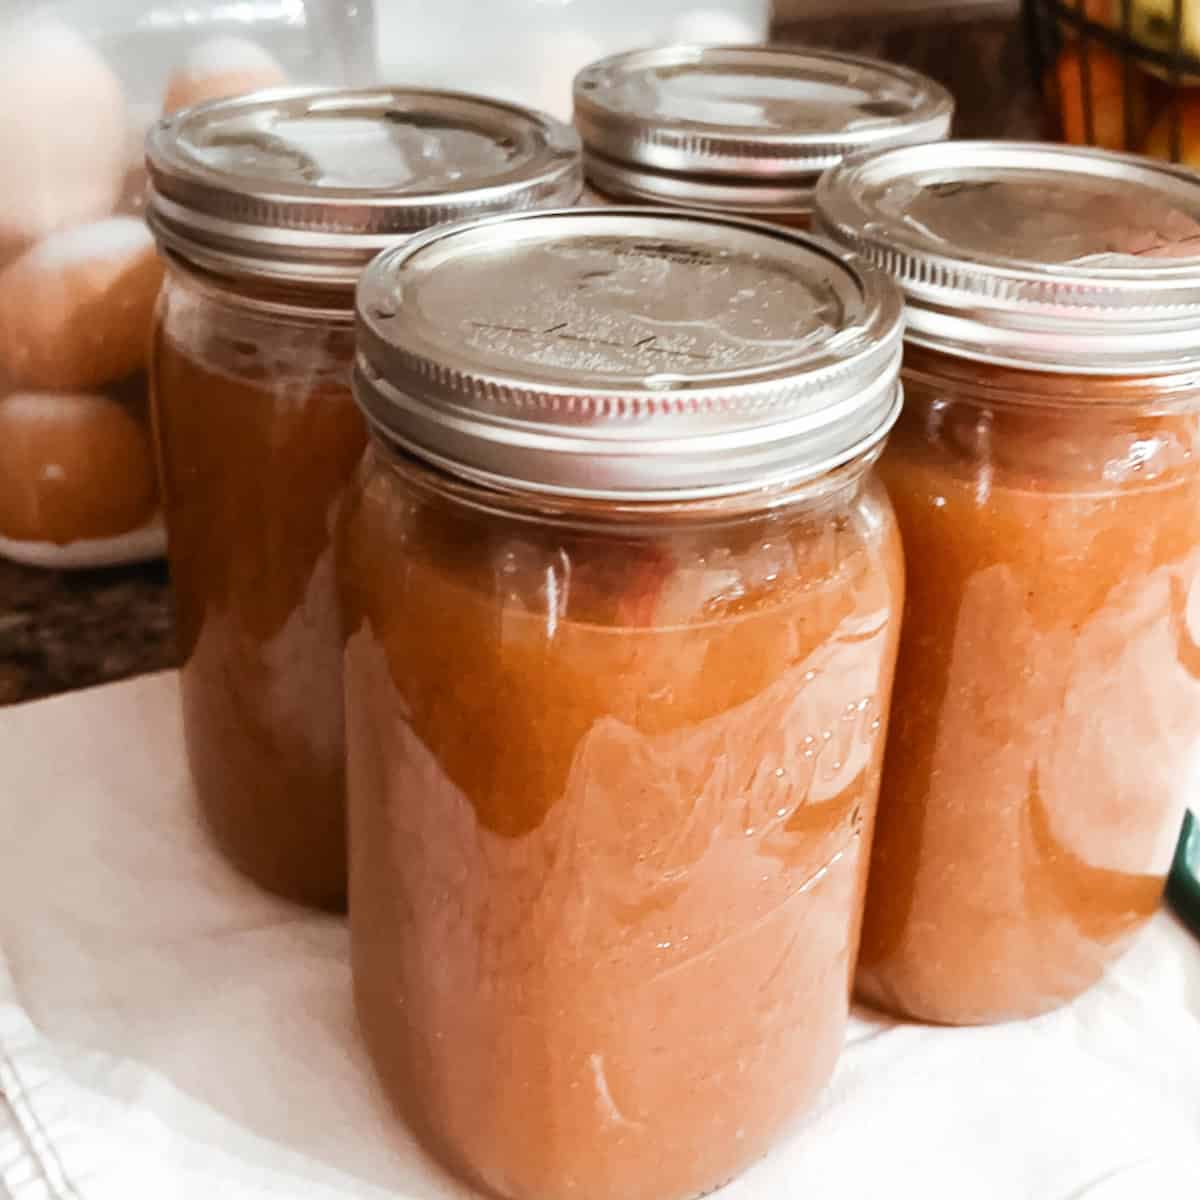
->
[888,351,1200,498]
[340,447,902,638]
[152,269,367,645]
[154,270,356,400]
[881,353,1200,612]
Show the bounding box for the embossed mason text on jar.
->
[146,88,581,908]
[817,141,1200,1025]
[340,208,907,1200]
[574,44,953,225]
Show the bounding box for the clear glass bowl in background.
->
[372,0,771,120]
[0,1,371,569]
[1026,0,1200,164]
[0,0,768,570]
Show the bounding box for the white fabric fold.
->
[1,673,1197,1199]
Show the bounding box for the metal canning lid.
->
[815,141,1200,375]
[145,87,582,289]
[354,207,904,501]
[574,45,953,218]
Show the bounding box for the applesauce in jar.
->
[341,209,907,1200]
[573,44,953,225]
[817,141,1200,1024]
[146,89,581,908]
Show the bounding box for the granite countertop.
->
[0,5,1041,707]
[0,558,175,706]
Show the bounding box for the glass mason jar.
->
[817,141,1200,1024]
[573,44,954,226]
[340,208,906,1200]
[146,89,581,909]
[0,0,368,568]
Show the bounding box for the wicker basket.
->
[1025,0,1200,163]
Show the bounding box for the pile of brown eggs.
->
[0,16,285,558]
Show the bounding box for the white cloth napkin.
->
[1,672,1198,1200]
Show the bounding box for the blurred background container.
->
[15,1,373,124]
[373,0,770,120]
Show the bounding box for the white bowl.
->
[0,511,166,570]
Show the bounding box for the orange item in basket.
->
[1144,95,1200,166]
[1055,44,1144,150]
[162,37,286,115]
[0,391,157,544]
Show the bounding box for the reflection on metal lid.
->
[574,44,953,215]
[354,207,905,500]
[145,87,582,288]
[816,141,1200,374]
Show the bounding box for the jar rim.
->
[816,141,1200,376]
[901,343,1200,412]
[353,206,906,501]
[584,150,817,220]
[145,86,582,289]
[574,43,954,212]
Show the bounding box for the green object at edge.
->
[1167,809,1200,939]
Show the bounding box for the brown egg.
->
[163,36,288,114]
[0,218,165,393]
[0,391,157,544]
[0,16,127,254]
